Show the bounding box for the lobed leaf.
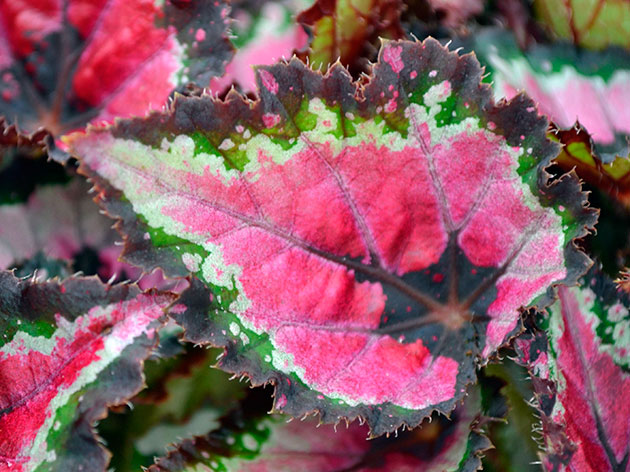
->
[0,0,233,143]
[149,385,494,472]
[0,272,175,471]
[515,269,630,471]
[68,38,595,435]
[533,0,630,50]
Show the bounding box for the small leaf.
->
[551,123,630,208]
[210,1,309,95]
[0,0,233,143]
[297,0,405,74]
[425,0,484,29]
[68,38,595,435]
[149,385,493,472]
[533,0,630,50]
[515,268,630,471]
[0,175,115,272]
[0,272,175,471]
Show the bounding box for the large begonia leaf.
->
[210,0,309,95]
[515,269,630,471]
[68,38,595,435]
[0,0,233,143]
[533,0,630,50]
[297,0,405,74]
[0,272,176,471]
[149,385,495,472]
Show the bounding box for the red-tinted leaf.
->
[149,385,493,472]
[0,272,175,471]
[68,38,595,435]
[0,0,233,142]
[0,176,115,271]
[515,269,630,471]
[297,0,405,74]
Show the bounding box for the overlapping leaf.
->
[474,30,630,152]
[0,0,233,146]
[68,38,595,435]
[515,269,630,471]
[297,0,405,74]
[0,272,175,471]
[210,0,309,95]
[149,385,495,472]
[474,30,630,205]
[533,0,630,50]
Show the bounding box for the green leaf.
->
[534,0,630,50]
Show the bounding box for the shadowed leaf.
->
[297,0,405,74]
[148,385,496,472]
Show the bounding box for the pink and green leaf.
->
[0,272,176,471]
[149,385,494,472]
[474,29,630,151]
[515,269,630,471]
[68,38,595,435]
[0,0,233,142]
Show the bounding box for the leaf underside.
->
[515,268,630,471]
[68,38,595,435]
[0,272,175,471]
